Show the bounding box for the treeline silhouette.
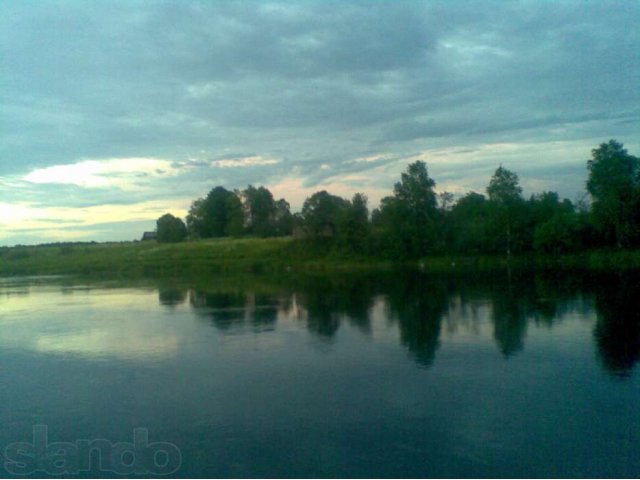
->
[156,140,640,258]
[158,271,640,378]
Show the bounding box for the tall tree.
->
[242,185,277,237]
[586,140,639,248]
[186,198,207,238]
[225,191,245,237]
[273,199,293,236]
[374,161,440,258]
[393,160,438,222]
[487,166,522,205]
[486,166,524,255]
[337,193,370,253]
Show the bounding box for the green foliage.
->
[274,199,293,236]
[186,198,207,238]
[224,193,245,237]
[533,214,579,254]
[336,193,370,253]
[487,166,522,204]
[486,166,525,255]
[373,161,441,258]
[187,186,243,238]
[301,190,350,238]
[586,140,640,248]
[156,213,187,243]
[449,192,490,253]
[393,160,438,222]
[242,185,277,237]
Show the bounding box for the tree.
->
[438,192,455,212]
[449,192,490,253]
[586,140,639,248]
[529,192,580,254]
[242,185,277,237]
[393,160,438,222]
[186,198,207,238]
[186,187,243,238]
[486,166,524,255]
[337,193,370,253]
[301,190,350,238]
[156,213,187,243]
[274,199,293,236]
[487,166,522,204]
[533,214,580,254]
[225,191,244,236]
[373,161,441,258]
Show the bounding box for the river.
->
[1,271,638,477]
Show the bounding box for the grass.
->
[1,236,640,278]
[0,236,390,277]
[0,237,293,277]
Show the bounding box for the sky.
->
[1,0,639,246]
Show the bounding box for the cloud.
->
[212,156,280,168]
[0,0,638,244]
[23,158,182,189]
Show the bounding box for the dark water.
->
[1,271,639,478]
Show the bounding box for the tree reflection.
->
[342,281,375,335]
[158,289,188,307]
[189,290,247,330]
[298,289,343,340]
[385,273,449,367]
[152,271,622,371]
[249,293,279,331]
[489,284,529,357]
[455,272,578,358]
[593,275,640,377]
[295,275,375,341]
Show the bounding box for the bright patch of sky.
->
[0,0,638,245]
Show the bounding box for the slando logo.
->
[3,425,182,476]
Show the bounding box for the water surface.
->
[1,272,638,477]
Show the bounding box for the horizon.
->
[1,0,639,246]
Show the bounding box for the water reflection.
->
[0,286,181,360]
[489,284,528,357]
[296,277,375,340]
[158,289,187,307]
[189,290,249,330]
[156,271,640,377]
[2,273,638,478]
[188,290,287,333]
[384,275,448,367]
[1,271,638,378]
[592,275,640,377]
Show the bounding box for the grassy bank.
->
[1,236,640,277]
[0,237,391,277]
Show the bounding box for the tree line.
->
[156,140,640,257]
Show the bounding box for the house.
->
[141,231,157,241]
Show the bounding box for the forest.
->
[156,140,640,259]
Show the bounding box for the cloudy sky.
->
[1,0,638,245]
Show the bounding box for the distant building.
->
[141,231,157,241]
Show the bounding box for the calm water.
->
[0,271,639,478]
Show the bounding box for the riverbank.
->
[1,236,640,277]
